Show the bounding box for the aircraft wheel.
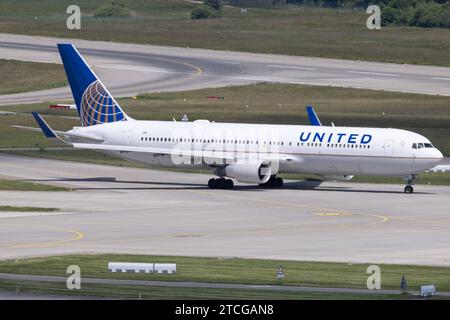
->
[404,185,414,194]
[208,178,216,189]
[208,178,234,189]
[259,176,283,188]
[274,177,284,188]
[225,179,234,189]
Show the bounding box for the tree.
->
[204,0,222,11]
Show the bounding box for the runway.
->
[0,153,450,266]
[2,33,450,106]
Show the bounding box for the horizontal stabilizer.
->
[13,113,104,144]
[32,112,57,138]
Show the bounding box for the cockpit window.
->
[412,142,433,149]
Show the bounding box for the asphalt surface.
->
[0,153,450,266]
[2,33,450,106]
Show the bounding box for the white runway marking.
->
[214,60,241,65]
[347,71,399,77]
[432,77,450,81]
[269,64,317,71]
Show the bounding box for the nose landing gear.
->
[403,174,416,194]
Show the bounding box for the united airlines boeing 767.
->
[16,44,445,193]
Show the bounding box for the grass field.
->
[0,179,69,191]
[1,0,450,66]
[0,254,449,299]
[0,205,59,212]
[0,59,67,95]
[1,82,449,185]
[0,280,410,300]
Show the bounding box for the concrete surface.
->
[1,34,450,106]
[0,153,449,266]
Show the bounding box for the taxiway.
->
[0,153,449,266]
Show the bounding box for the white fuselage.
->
[71,119,444,177]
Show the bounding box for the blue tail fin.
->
[57,43,128,127]
[306,105,322,126]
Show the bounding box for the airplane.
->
[15,44,445,193]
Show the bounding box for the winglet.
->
[306,105,322,126]
[31,112,57,138]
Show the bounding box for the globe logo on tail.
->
[80,80,126,127]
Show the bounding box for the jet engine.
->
[214,161,272,184]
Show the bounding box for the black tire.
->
[208,178,216,189]
[225,179,234,189]
[275,177,284,188]
[404,185,413,194]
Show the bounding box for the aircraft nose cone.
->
[435,149,444,162]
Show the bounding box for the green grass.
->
[0,280,417,300]
[1,254,450,296]
[0,205,59,212]
[0,179,69,191]
[1,0,450,66]
[0,59,67,95]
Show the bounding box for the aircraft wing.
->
[72,142,294,166]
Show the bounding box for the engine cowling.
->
[321,175,354,182]
[214,162,272,184]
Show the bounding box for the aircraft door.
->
[383,140,394,156]
[122,130,133,146]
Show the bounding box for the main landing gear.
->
[259,175,284,188]
[208,178,234,189]
[404,174,416,194]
